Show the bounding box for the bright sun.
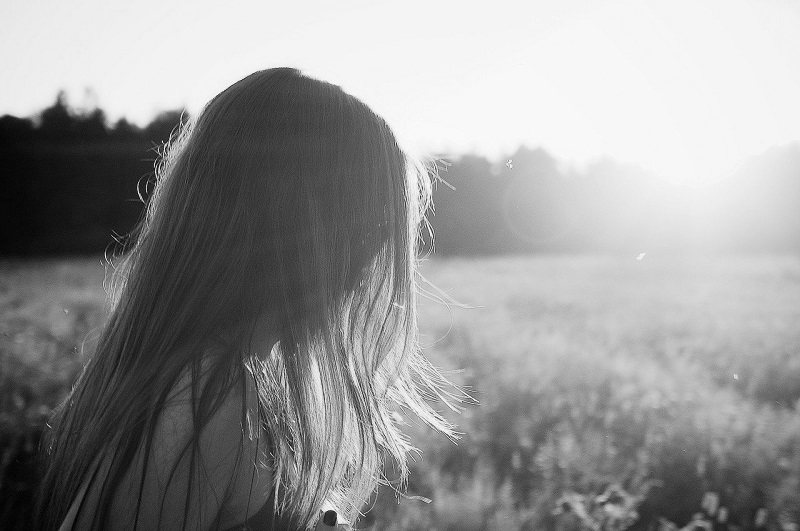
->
[433,0,800,187]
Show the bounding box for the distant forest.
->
[1,91,799,256]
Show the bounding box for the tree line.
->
[422,144,800,256]
[1,91,799,256]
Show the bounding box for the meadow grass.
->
[1,254,799,529]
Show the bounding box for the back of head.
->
[37,67,457,530]
[138,68,417,338]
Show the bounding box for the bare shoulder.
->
[103,358,275,529]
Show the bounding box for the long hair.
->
[36,67,462,530]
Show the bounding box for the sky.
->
[2,0,800,185]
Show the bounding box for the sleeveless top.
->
[58,458,294,531]
[58,356,298,529]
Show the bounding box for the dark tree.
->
[425,153,508,255]
[73,108,109,140]
[0,115,34,143]
[497,146,577,252]
[144,109,188,145]
[38,90,74,140]
[110,117,141,140]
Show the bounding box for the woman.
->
[36,67,462,530]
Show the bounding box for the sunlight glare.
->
[486,0,800,186]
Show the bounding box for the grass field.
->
[1,254,799,529]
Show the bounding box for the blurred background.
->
[1,0,799,529]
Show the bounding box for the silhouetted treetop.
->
[144,110,189,145]
[38,90,73,140]
[0,89,188,146]
[0,115,34,142]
